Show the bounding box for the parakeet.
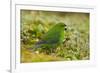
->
[34,22,67,54]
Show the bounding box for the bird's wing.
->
[34,39,59,49]
[35,40,47,45]
[36,38,59,45]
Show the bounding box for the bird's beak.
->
[65,27,67,31]
[64,24,67,31]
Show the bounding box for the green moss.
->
[20,10,90,63]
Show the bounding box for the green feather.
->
[34,23,66,53]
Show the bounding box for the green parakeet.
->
[34,22,67,54]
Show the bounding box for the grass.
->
[21,46,66,63]
[20,10,90,63]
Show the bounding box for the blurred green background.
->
[20,10,90,63]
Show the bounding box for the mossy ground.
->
[20,10,90,63]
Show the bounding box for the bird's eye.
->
[64,24,66,27]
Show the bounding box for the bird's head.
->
[56,22,67,31]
